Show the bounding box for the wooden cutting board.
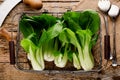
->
[0,0,120,80]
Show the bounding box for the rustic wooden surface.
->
[1,0,120,80]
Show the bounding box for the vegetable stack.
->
[19,10,100,71]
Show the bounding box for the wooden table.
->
[1,0,120,80]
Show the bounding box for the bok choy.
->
[19,10,100,71]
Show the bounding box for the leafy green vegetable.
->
[62,9,100,35]
[54,44,68,68]
[38,20,63,47]
[19,10,100,71]
[80,10,100,34]
[76,29,94,71]
[59,28,82,69]
[20,14,59,70]
[21,39,44,70]
[43,39,55,62]
[73,52,81,70]
[20,35,37,53]
[62,11,81,32]
[19,19,34,38]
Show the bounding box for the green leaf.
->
[20,38,37,53]
[79,10,100,35]
[38,20,63,47]
[62,11,81,32]
[19,19,34,38]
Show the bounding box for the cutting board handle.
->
[0,27,16,65]
[9,41,15,65]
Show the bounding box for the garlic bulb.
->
[108,5,119,17]
[98,0,111,12]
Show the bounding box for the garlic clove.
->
[108,5,119,18]
[98,0,111,12]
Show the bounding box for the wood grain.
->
[0,0,120,80]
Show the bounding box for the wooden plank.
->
[43,0,80,1]
[43,0,80,2]
[0,36,10,63]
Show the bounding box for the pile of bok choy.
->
[19,9,100,71]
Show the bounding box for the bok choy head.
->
[19,14,60,70]
[19,10,101,71]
